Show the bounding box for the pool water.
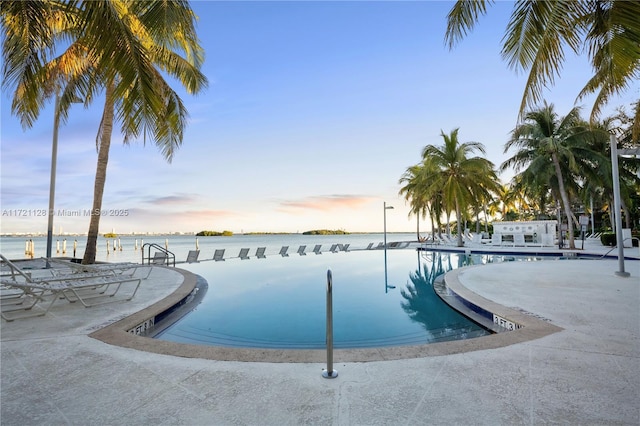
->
[155,249,495,349]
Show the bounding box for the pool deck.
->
[1,241,639,425]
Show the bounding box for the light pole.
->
[610,134,630,277]
[383,201,394,291]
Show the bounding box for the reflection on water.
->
[400,252,488,343]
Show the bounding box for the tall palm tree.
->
[421,129,499,247]
[502,103,598,249]
[445,0,640,137]
[2,1,208,263]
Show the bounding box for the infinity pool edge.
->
[89,264,563,363]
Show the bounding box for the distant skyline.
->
[1,1,638,235]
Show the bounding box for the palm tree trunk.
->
[552,152,575,249]
[430,216,435,241]
[416,215,420,241]
[455,200,464,246]
[483,204,489,233]
[82,84,116,264]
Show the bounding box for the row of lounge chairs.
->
[1,254,151,321]
[421,232,558,247]
[182,241,416,263]
[183,244,352,263]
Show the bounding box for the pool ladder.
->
[322,269,338,379]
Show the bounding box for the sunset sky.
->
[1,1,637,235]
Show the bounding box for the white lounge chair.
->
[0,254,141,321]
[491,234,502,246]
[513,234,526,247]
[46,258,152,280]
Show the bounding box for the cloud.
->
[278,194,376,212]
[144,194,199,206]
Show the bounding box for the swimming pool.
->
[153,249,504,349]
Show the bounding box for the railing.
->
[141,243,175,267]
[599,237,639,259]
[322,269,338,379]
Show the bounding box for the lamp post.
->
[383,202,394,292]
[610,134,630,277]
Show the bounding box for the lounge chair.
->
[340,244,350,252]
[213,249,225,261]
[256,247,266,259]
[278,246,289,257]
[440,235,455,245]
[491,234,502,246]
[329,244,339,253]
[238,248,250,260]
[152,252,168,265]
[312,245,322,255]
[186,250,200,263]
[297,245,307,256]
[365,243,374,250]
[46,258,152,280]
[0,254,141,321]
[513,234,526,247]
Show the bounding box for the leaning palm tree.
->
[422,129,500,247]
[399,164,428,241]
[2,1,208,263]
[445,0,640,137]
[502,103,598,249]
[399,158,444,241]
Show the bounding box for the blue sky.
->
[1,1,638,235]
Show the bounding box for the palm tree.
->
[502,103,599,249]
[421,129,499,247]
[399,164,429,241]
[399,158,445,241]
[445,0,640,137]
[2,1,208,263]
[581,113,640,229]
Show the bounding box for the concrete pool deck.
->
[1,242,639,425]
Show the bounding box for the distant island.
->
[302,229,350,235]
[103,232,117,238]
[196,230,233,236]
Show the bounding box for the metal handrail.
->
[141,243,175,267]
[598,237,639,259]
[322,269,338,379]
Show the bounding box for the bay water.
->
[0,232,418,263]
